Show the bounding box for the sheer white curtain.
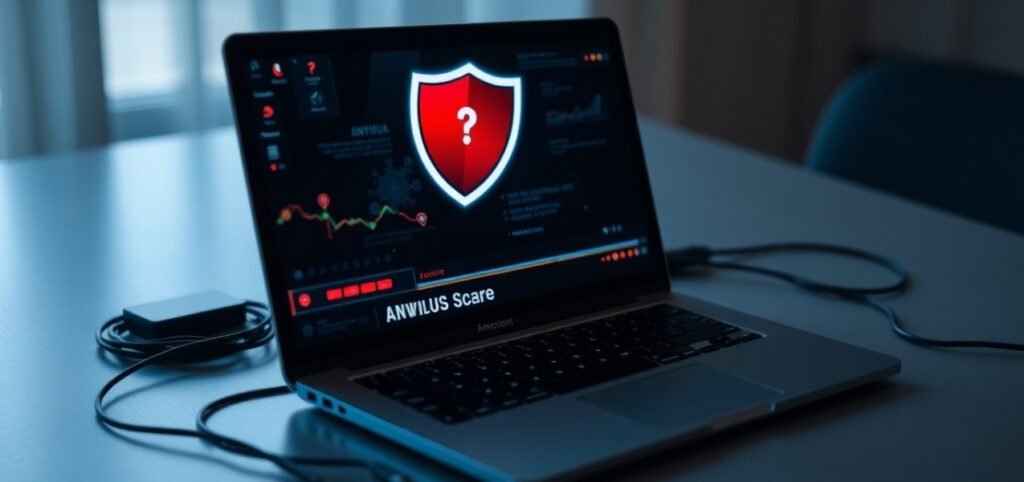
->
[0,0,589,158]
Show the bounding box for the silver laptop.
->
[224,19,900,481]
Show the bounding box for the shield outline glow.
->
[409,62,522,207]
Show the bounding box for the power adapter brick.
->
[122,290,247,339]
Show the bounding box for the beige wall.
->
[595,0,1024,162]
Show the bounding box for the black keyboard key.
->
[474,406,496,416]
[740,332,763,342]
[524,390,551,402]
[676,346,701,359]
[710,335,736,347]
[656,354,682,364]
[420,404,439,413]
[440,412,470,424]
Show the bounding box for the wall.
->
[596,0,1024,162]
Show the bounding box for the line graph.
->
[277,195,428,240]
[545,94,605,126]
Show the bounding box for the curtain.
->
[0,0,108,157]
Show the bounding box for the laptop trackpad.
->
[578,364,782,429]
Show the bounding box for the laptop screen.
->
[227,22,667,372]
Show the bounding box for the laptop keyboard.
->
[356,304,762,424]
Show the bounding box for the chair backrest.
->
[806,59,1024,235]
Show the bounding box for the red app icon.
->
[262,104,275,119]
[271,62,285,78]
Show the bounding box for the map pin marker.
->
[316,193,330,210]
[416,212,428,227]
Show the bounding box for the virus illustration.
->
[367,156,422,214]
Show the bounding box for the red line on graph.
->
[277,203,426,240]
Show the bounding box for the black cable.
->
[197,387,408,482]
[96,301,275,363]
[667,242,1024,353]
[95,300,408,482]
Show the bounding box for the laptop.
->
[224,19,899,481]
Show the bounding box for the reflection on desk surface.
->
[286,408,469,481]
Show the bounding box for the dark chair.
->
[806,59,1024,235]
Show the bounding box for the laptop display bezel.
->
[223,18,670,385]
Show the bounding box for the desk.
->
[2,119,1022,481]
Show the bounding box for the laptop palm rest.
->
[578,364,782,430]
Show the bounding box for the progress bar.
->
[416,238,642,290]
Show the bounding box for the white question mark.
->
[457,106,477,145]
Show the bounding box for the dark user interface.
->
[242,44,657,349]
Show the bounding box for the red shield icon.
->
[410,63,522,206]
